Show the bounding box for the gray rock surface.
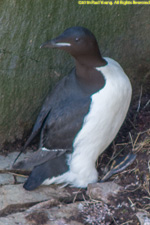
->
[0,201,84,225]
[0,151,33,170]
[0,151,32,186]
[0,174,14,185]
[0,184,70,213]
[87,182,122,203]
[136,211,150,225]
[0,212,26,225]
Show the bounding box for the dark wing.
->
[24,99,51,150]
[13,95,91,170]
[22,73,74,151]
[13,95,52,164]
[41,95,91,150]
[13,68,91,164]
[13,77,67,164]
[14,95,91,191]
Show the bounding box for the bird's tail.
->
[23,153,69,191]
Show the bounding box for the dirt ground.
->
[1,92,150,225]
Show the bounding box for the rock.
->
[0,202,84,225]
[0,173,26,185]
[0,184,71,216]
[0,174,14,185]
[0,151,33,171]
[26,198,60,213]
[26,202,83,225]
[0,212,26,225]
[0,152,31,190]
[136,211,150,225]
[87,182,122,203]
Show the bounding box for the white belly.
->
[43,57,132,188]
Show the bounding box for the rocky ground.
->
[0,93,150,225]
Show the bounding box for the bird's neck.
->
[74,56,106,95]
[75,55,107,79]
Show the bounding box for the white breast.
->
[43,57,132,188]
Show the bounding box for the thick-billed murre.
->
[13,26,132,190]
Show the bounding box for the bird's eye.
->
[75,37,80,42]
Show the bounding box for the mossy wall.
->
[0,0,150,147]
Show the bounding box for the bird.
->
[13,26,132,191]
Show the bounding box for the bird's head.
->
[40,26,102,62]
